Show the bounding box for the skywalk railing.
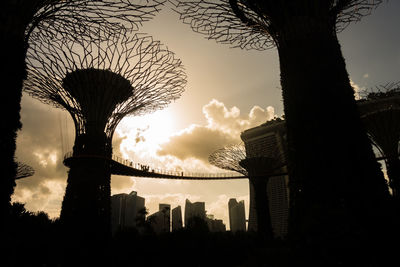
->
[63,151,246,179]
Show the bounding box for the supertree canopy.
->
[171,0,381,51]
[15,162,35,180]
[209,142,284,240]
[208,143,248,176]
[172,1,391,259]
[25,31,186,145]
[1,0,166,220]
[24,31,186,238]
[358,82,400,201]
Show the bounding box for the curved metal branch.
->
[171,0,383,50]
[208,143,248,176]
[15,162,35,180]
[24,31,186,140]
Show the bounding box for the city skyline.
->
[13,1,400,227]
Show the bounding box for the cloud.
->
[13,94,71,217]
[157,99,275,164]
[13,96,273,222]
[350,79,365,100]
[157,125,237,162]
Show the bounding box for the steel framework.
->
[0,0,166,223]
[24,31,186,239]
[15,162,35,180]
[209,142,285,240]
[25,32,186,143]
[170,0,382,51]
[358,82,400,199]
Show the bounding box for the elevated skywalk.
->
[63,152,247,180]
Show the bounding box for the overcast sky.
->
[13,1,400,229]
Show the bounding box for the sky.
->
[13,1,400,229]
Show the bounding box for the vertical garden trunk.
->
[0,30,25,218]
[386,156,400,200]
[250,177,273,241]
[60,133,112,242]
[276,17,391,259]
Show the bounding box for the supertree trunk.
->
[277,19,390,250]
[60,133,112,240]
[386,156,400,199]
[0,29,25,218]
[249,177,273,241]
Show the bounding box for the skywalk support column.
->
[61,133,112,242]
[240,157,277,241]
[240,119,288,239]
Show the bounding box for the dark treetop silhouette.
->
[0,0,166,219]
[357,82,400,203]
[172,0,392,263]
[24,31,186,240]
[209,141,285,241]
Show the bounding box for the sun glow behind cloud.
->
[116,108,176,160]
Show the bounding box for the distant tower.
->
[172,205,183,231]
[357,83,400,200]
[111,191,145,235]
[159,203,171,233]
[184,199,206,228]
[24,32,186,238]
[228,198,246,232]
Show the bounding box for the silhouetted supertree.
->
[171,0,391,258]
[358,82,400,202]
[1,0,166,218]
[209,143,284,241]
[24,31,186,241]
[15,162,35,180]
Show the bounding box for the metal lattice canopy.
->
[15,162,35,180]
[209,143,248,176]
[357,82,400,159]
[17,0,167,43]
[170,0,382,51]
[24,31,186,140]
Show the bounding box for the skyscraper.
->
[228,198,246,232]
[184,199,206,228]
[172,205,183,231]
[111,191,145,235]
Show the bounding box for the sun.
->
[116,108,176,160]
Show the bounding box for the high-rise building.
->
[111,191,145,235]
[241,119,289,238]
[147,204,171,234]
[228,198,246,232]
[172,205,183,231]
[159,203,171,232]
[184,199,206,228]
